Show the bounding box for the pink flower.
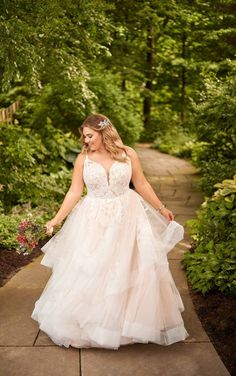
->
[16,234,27,244]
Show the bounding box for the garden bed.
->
[0,239,47,287]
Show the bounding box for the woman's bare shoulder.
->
[73,151,87,167]
[124,145,138,159]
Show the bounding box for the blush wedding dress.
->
[31,152,189,349]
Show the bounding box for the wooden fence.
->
[0,101,20,124]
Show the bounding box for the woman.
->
[31,113,189,350]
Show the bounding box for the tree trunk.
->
[143,23,153,139]
[180,31,187,123]
[121,79,126,91]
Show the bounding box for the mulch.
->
[0,239,47,287]
[188,284,236,375]
[0,245,235,375]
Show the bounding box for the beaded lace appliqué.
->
[83,155,132,226]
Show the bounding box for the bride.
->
[31,113,189,350]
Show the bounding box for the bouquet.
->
[16,215,48,256]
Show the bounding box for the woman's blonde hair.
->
[79,114,128,163]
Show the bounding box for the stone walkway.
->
[0,144,230,376]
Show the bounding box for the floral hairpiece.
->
[98,119,109,128]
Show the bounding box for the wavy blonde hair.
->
[79,114,128,163]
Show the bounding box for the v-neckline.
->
[86,155,117,186]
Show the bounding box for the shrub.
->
[153,125,196,158]
[151,106,196,158]
[0,119,79,212]
[182,175,236,295]
[191,74,236,196]
[0,213,22,249]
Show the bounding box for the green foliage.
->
[152,108,196,157]
[182,176,236,295]
[153,126,195,158]
[0,213,21,249]
[88,68,143,145]
[19,65,143,144]
[0,120,79,212]
[154,133,195,159]
[0,0,119,137]
[191,73,236,196]
[0,0,113,91]
[21,79,94,135]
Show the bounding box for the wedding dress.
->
[31,153,189,349]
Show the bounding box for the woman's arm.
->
[45,153,85,235]
[126,146,174,221]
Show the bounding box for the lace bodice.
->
[83,154,132,199]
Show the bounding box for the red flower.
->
[16,234,27,244]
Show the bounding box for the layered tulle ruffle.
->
[31,189,189,349]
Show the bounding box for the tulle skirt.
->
[31,188,189,349]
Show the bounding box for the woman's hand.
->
[159,207,174,222]
[45,218,61,236]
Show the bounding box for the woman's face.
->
[83,126,103,151]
